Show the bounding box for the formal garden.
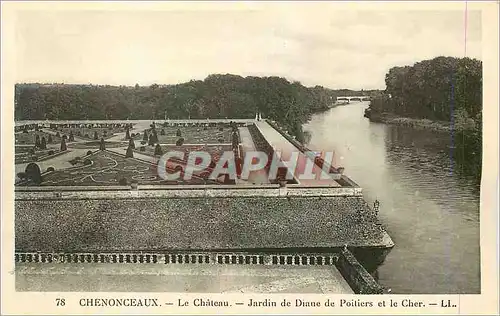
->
[14,121,243,186]
[15,147,68,164]
[15,131,61,145]
[16,150,221,186]
[133,143,233,160]
[54,126,125,140]
[142,125,233,145]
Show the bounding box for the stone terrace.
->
[15,196,392,253]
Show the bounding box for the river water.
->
[303,101,481,294]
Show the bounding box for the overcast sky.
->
[14,5,481,90]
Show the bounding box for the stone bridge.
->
[336,96,371,102]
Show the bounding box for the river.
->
[303,101,481,294]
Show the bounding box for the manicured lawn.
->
[69,141,128,149]
[15,146,67,164]
[55,127,125,140]
[143,126,233,144]
[135,144,233,160]
[15,131,61,145]
[33,150,219,186]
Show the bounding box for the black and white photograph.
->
[2,1,499,314]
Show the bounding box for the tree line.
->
[368,56,482,181]
[15,74,376,143]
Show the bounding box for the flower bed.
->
[144,126,232,144]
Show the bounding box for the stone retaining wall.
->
[336,247,384,294]
[15,185,362,200]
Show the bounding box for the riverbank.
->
[364,110,453,133]
[364,108,482,183]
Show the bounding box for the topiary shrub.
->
[160,129,166,135]
[35,135,41,148]
[46,167,55,172]
[60,138,67,151]
[176,137,184,146]
[99,138,106,151]
[25,162,42,185]
[125,146,134,158]
[83,158,92,165]
[40,137,47,149]
[128,138,135,149]
[48,150,55,155]
[119,178,128,186]
[154,144,163,156]
[139,146,146,152]
[148,134,155,146]
[86,150,93,156]
[176,129,182,137]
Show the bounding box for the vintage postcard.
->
[1,1,498,315]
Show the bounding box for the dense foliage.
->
[368,56,482,181]
[369,56,481,121]
[15,74,374,143]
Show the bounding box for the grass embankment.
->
[366,111,453,132]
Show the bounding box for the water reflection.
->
[303,102,480,294]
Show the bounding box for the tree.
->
[48,134,53,144]
[40,137,47,149]
[60,138,67,151]
[152,129,158,144]
[176,129,182,137]
[14,75,375,143]
[125,128,131,140]
[99,138,106,151]
[154,144,163,156]
[35,134,41,148]
[148,134,155,146]
[368,56,482,181]
[128,138,135,149]
[125,145,134,158]
[69,130,75,142]
[231,131,239,148]
[94,131,99,140]
[176,137,184,146]
[143,131,149,142]
[25,162,42,185]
